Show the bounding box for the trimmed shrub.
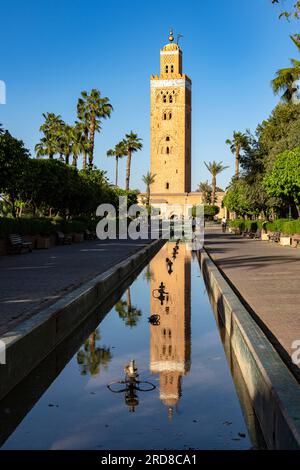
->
[204,205,220,218]
[228,218,300,234]
[0,217,95,239]
[264,218,300,235]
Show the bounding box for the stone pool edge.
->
[199,248,300,450]
[0,238,165,402]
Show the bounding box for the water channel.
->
[0,242,265,450]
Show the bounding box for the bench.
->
[292,236,300,248]
[230,227,241,235]
[253,229,262,240]
[84,229,97,240]
[9,234,33,254]
[56,231,72,245]
[242,228,261,239]
[269,231,281,243]
[242,229,251,237]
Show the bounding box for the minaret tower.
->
[150,30,192,195]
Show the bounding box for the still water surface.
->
[1,243,256,450]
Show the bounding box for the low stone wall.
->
[0,263,147,447]
[0,238,165,401]
[228,228,300,247]
[199,249,300,450]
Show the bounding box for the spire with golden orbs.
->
[169,29,174,42]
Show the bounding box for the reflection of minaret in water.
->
[150,243,191,419]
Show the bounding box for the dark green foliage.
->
[263,146,300,216]
[258,103,300,169]
[0,217,98,238]
[224,102,300,219]
[227,219,260,232]
[0,131,30,217]
[204,205,220,218]
[264,218,300,234]
[228,217,300,235]
[0,128,138,236]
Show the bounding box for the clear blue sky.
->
[0,0,297,190]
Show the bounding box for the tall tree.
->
[115,288,142,328]
[264,146,300,217]
[204,161,229,205]
[123,131,143,190]
[226,131,249,177]
[142,171,156,206]
[197,180,212,204]
[35,112,64,159]
[106,141,127,186]
[70,124,85,168]
[57,123,72,165]
[271,35,300,103]
[77,89,113,170]
[77,330,112,377]
[76,106,90,171]
[0,131,30,217]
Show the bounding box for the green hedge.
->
[263,218,300,235]
[228,218,300,234]
[0,217,97,239]
[191,205,220,218]
[204,205,220,217]
[227,219,260,232]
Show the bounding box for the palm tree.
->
[143,266,154,283]
[106,141,127,186]
[0,123,4,135]
[76,330,112,377]
[204,161,229,205]
[115,288,142,328]
[58,123,73,165]
[123,131,143,190]
[272,34,300,103]
[77,89,113,170]
[76,105,90,170]
[226,131,249,177]
[35,112,64,159]
[197,180,212,204]
[70,124,85,167]
[142,171,156,206]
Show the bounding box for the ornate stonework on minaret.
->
[150,30,192,195]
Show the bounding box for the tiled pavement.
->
[0,239,152,335]
[204,227,300,377]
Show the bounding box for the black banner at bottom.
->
[0,450,299,466]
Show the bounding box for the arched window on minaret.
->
[171,65,174,73]
[163,95,167,103]
[166,136,170,141]
[166,146,170,154]
[169,112,172,120]
[165,65,169,73]
[163,113,167,120]
[169,95,173,103]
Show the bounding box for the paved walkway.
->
[204,227,300,377]
[0,239,152,335]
